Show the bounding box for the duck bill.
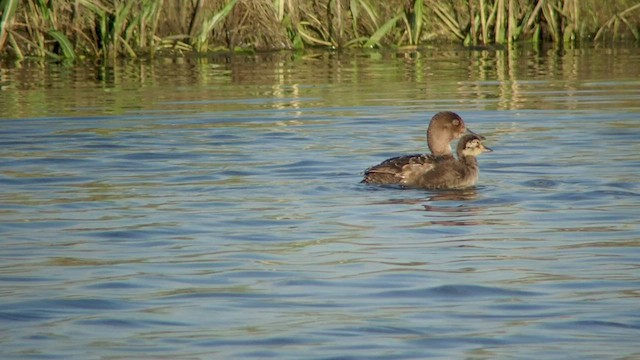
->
[466,128,485,140]
[482,144,493,152]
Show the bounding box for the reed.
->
[595,2,640,42]
[0,0,638,60]
[192,0,237,52]
[0,0,18,56]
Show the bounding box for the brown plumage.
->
[400,134,492,190]
[362,111,481,184]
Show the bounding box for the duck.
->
[361,111,482,184]
[400,134,492,190]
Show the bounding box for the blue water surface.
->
[1,48,640,359]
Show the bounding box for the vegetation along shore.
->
[1,0,639,60]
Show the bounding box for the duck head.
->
[457,134,493,158]
[427,111,484,156]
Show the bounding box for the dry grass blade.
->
[136,0,164,52]
[193,0,238,52]
[595,2,640,41]
[520,0,542,35]
[494,0,505,43]
[275,0,285,21]
[112,1,134,55]
[618,14,640,40]
[401,13,412,45]
[479,0,488,44]
[350,0,360,35]
[571,0,578,37]
[485,0,499,36]
[8,31,22,59]
[345,36,368,47]
[328,0,347,47]
[349,0,379,41]
[297,21,333,46]
[541,2,558,41]
[507,0,516,42]
[431,2,464,40]
[355,0,378,28]
[0,0,19,51]
[77,0,110,56]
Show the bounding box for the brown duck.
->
[362,111,482,184]
[400,134,492,190]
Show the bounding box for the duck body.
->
[361,111,477,185]
[401,134,492,190]
[361,153,452,185]
[401,155,480,190]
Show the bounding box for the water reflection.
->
[3,46,640,118]
[423,189,479,202]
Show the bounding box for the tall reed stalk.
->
[0,0,638,60]
[0,0,19,56]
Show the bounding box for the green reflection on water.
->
[2,46,640,119]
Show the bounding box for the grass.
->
[0,0,639,60]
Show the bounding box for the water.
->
[1,47,640,359]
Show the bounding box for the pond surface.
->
[1,46,640,359]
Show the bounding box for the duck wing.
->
[362,153,445,184]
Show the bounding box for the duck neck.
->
[459,155,478,169]
[427,128,452,157]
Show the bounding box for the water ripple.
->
[2,49,640,359]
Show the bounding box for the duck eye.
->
[452,119,460,126]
